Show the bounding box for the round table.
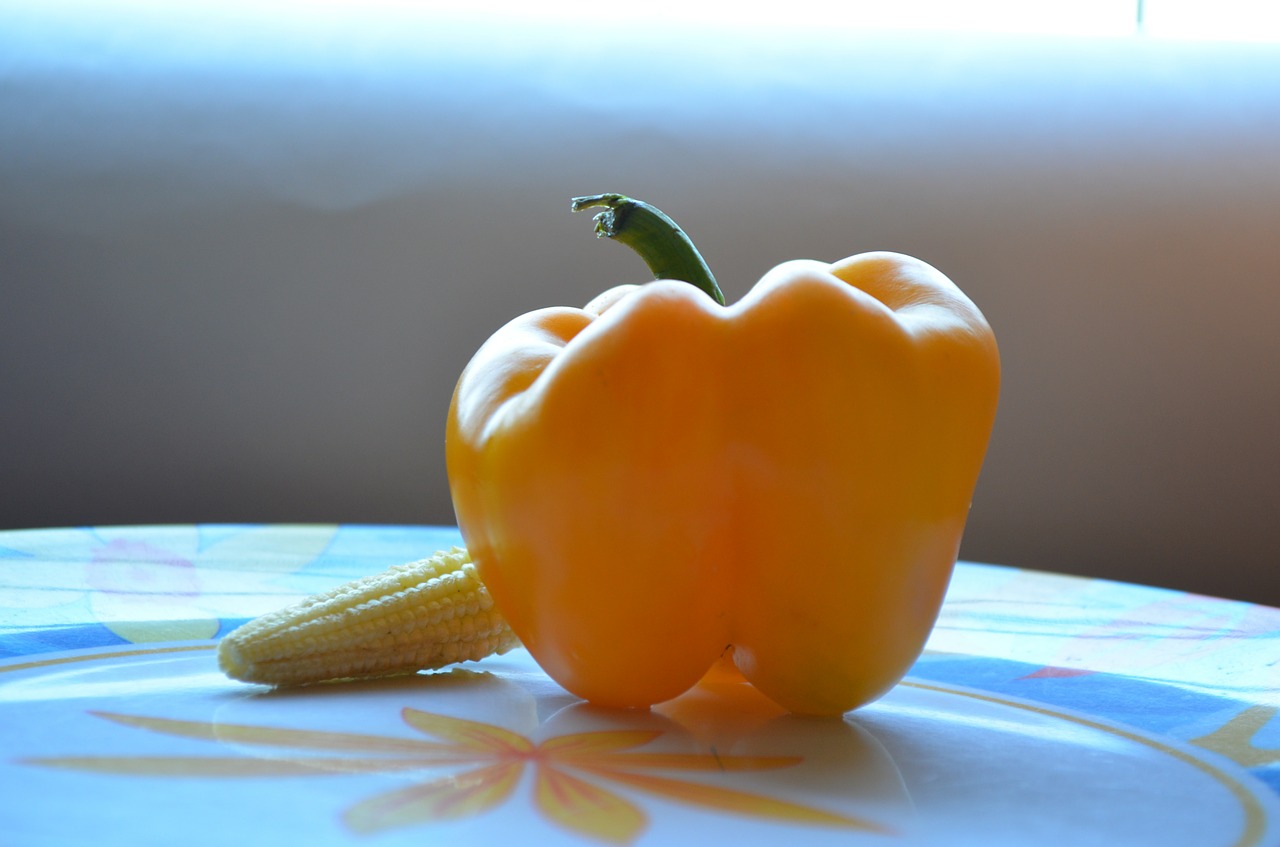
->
[2,524,1278,846]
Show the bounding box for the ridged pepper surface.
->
[446,195,999,715]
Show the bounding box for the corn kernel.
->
[217,547,518,686]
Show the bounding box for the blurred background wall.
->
[4,2,1279,604]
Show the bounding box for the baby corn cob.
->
[217,546,519,686]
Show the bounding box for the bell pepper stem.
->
[571,194,725,306]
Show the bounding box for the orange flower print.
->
[25,706,888,844]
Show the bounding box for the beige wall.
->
[4,6,1279,604]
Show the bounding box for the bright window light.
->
[29,0,1280,43]
[1142,0,1280,41]
[405,1,1280,41]
[412,0,1139,36]
[748,0,1136,35]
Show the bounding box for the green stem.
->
[571,194,724,306]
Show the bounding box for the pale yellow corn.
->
[217,546,519,686]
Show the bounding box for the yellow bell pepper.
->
[446,194,999,716]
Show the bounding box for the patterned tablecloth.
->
[2,524,1278,846]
